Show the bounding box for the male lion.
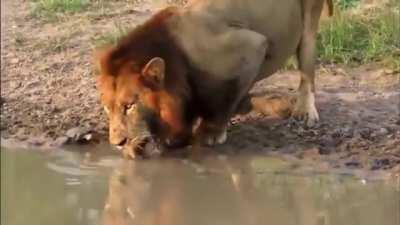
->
[96,0,333,158]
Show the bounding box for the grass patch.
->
[93,23,130,47]
[337,0,360,9]
[317,2,400,70]
[31,0,89,21]
[31,30,80,55]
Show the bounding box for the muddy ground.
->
[1,0,399,173]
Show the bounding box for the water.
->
[1,147,399,225]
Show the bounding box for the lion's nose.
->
[116,138,127,147]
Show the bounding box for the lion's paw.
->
[196,124,228,146]
[204,129,227,146]
[291,94,319,127]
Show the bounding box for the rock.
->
[371,158,391,170]
[65,127,95,144]
[83,133,93,141]
[54,136,69,146]
[27,136,47,146]
[371,127,389,137]
[66,127,84,139]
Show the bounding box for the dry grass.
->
[31,0,90,21]
[93,22,130,47]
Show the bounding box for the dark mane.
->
[108,7,191,98]
[112,8,176,67]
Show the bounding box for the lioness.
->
[96,0,333,158]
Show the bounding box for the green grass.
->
[337,0,360,9]
[317,2,400,70]
[93,23,130,47]
[31,0,89,21]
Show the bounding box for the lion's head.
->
[96,46,193,158]
[94,9,200,158]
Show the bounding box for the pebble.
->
[319,135,340,154]
[332,126,353,138]
[345,161,361,168]
[371,158,391,170]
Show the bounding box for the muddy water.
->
[1,148,399,225]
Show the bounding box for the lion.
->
[96,0,334,158]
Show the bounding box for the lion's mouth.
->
[118,137,161,159]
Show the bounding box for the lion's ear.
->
[142,57,165,86]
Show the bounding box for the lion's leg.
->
[195,90,243,146]
[196,74,267,146]
[195,30,268,146]
[292,1,323,127]
[195,118,228,146]
[195,79,258,146]
[292,40,319,127]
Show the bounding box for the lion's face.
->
[96,52,191,157]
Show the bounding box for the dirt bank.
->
[1,0,399,172]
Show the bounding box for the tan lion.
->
[96,0,334,158]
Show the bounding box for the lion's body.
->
[96,0,333,157]
[169,0,303,81]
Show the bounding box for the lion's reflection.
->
[100,155,398,225]
[101,155,267,225]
